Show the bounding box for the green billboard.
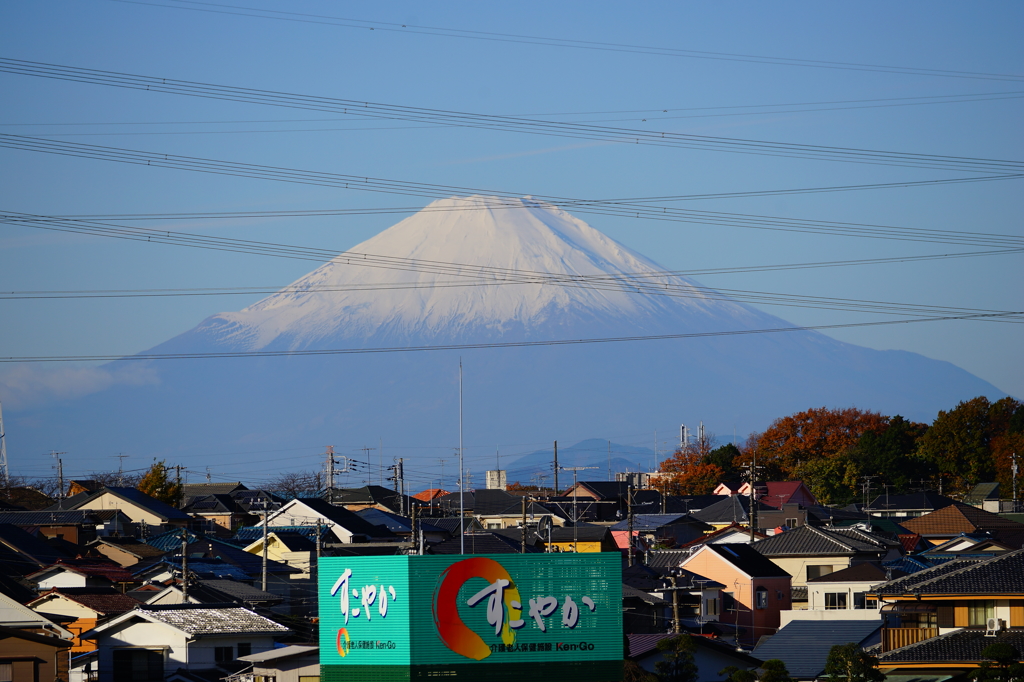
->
[319,553,622,681]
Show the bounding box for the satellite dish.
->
[537,515,553,546]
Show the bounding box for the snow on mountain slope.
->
[178,196,771,351]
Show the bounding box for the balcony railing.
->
[882,627,939,652]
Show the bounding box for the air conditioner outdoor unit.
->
[985,617,1005,636]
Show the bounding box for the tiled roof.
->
[62,487,190,521]
[677,523,766,548]
[428,532,541,554]
[626,633,761,665]
[873,548,1024,596]
[761,481,817,508]
[752,525,888,558]
[867,491,959,512]
[192,580,281,604]
[900,503,1024,537]
[963,482,1000,505]
[701,543,791,578]
[569,481,631,500]
[140,605,290,635]
[549,524,612,543]
[419,517,483,535]
[412,488,449,502]
[878,627,1024,664]
[93,537,168,558]
[646,549,691,569]
[36,587,139,614]
[182,495,237,514]
[807,562,899,583]
[145,528,202,552]
[0,510,120,526]
[31,559,135,583]
[279,498,394,538]
[610,514,706,531]
[752,620,882,678]
[691,496,776,525]
[180,483,247,497]
[232,525,328,544]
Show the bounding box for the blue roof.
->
[355,508,410,533]
[145,528,202,552]
[752,620,881,678]
[610,513,691,531]
[232,525,328,543]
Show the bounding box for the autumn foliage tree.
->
[659,448,725,496]
[137,460,182,505]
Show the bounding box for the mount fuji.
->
[4,196,1008,470]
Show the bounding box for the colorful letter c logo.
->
[432,557,522,661]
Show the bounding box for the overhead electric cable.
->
[2,312,1019,364]
[101,0,1024,83]
[3,59,1023,172]
[2,211,1019,321]
[2,139,1022,248]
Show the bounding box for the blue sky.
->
[1,1,1021,481]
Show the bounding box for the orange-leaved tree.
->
[659,448,724,496]
[742,407,888,481]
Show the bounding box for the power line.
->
[2,311,1018,363]
[4,248,1019,300]
[3,59,1023,172]
[101,0,1024,83]
[3,211,1020,320]
[2,142,1021,248]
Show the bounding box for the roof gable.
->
[273,499,393,538]
[753,620,881,678]
[684,543,791,579]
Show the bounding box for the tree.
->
[705,444,742,481]
[267,469,324,498]
[974,642,1024,682]
[823,643,885,682]
[758,659,793,682]
[745,408,888,481]
[660,447,725,496]
[137,460,182,505]
[506,481,545,492]
[849,416,930,493]
[719,666,757,682]
[794,454,861,506]
[654,634,699,682]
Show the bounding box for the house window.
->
[825,593,848,610]
[112,649,163,682]
[0,663,12,682]
[298,677,321,682]
[853,592,876,609]
[214,646,233,662]
[237,643,252,657]
[755,587,768,609]
[969,600,995,626]
[785,518,798,527]
[807,565,834,580]
[704,598,719,616]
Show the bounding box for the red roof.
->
[36,587,140,615]
[413,488,450,502]
[761,481,818,509]
[898,533,922,553]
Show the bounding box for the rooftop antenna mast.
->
[0,401,8,489]
[112,453,129,486]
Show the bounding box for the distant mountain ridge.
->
[3,196,1009,470]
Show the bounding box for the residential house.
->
[622,585,670,634]
[79,605,290,679]
[180,483,248,499]
[326,485,416,514]
[87,537,167,568]
[917,533,1017,561]
[679,523,767,548]
[0,523,71,577]
[732,481,819,510]
[0,626,72,682]
[52,486,191,534]
[610,513,712,551]
[627,633,762,682]
[262,498,394,543]
[638,560,725,631]
[783,563,897,626]
[28,587,139,653]
[899,503,1024,547]
[691,496,784,532]
[353,508,451,545]
[471,489,564,530]
[427,532,540,554]
[28,559,136,592]
[0,510,128,544]
[544,524,617,553]
[141,580,282,610]
[871,548,1024,673]
[241,531,316,580]
[751,619,882,680]
[865,491,960,519]
[0,589,73,640]
[677,543,792,645]
[236,645,319,682]
[752,525,902,606]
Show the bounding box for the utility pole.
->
[521,496,528,553]
[410,500,418,556]
[398,459,405,516]
[181,530,189,601]
[261,499,270,592]
[1012,453,1018,510]
[669,574,681,634]
[627,483,635,567]
[553,441,559,493]
[50,452,67,501]
[607,440,612,482]
[743,449,764,542]
[459,359,464,555]
[314,518,321,585]
[325,446,335,502]
[560,466,597,553]
[174,465,184,508]
[0,401,9,490]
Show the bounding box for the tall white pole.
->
[0,401,9,489]
[459,359,465,555]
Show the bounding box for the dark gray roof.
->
[181,483,248,497]
[753,620,882,679]
[753,525,891,558]
[423,517,483,534]
[807,562,898,583]
[646,549,691,569]
[549,524,612,543]
[286,498,395,538]
[0,510,122,526]
[691,495,775,524]
[622,584,668,605]
[867,491,958,512]
[182,494,237,514]
[878,627,1024,664]
[428,532,541,554]
[873,548,1024,596]
[62,487,190,521]
[192,579,282,605]
[964,482,1001,505]
[610,513,705,531]
[326,485,415,513]
[704,544,791,578]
